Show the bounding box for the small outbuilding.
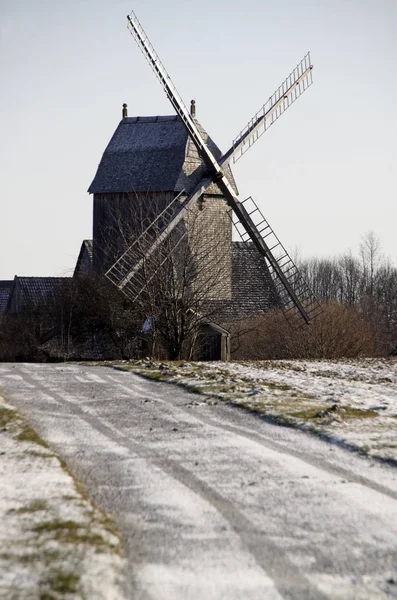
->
[196,322,230,361]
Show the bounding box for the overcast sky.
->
[1,0,396,279]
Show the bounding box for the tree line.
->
[233,231,397,359]
[299,231,397,354]
[1,230,395,362]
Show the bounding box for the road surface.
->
[1,363,397,599]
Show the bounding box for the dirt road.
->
[1,363,397,599]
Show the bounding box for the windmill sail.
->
[222,53,313,165]
[232,197,322,327]
[126,12,222,177]
[108,9,321,326]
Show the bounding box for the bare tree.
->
[360,230,382,301]
[338,252,362,306]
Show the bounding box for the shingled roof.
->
[0,281,13,313]
[88,115,238,195]
[74,240,93,277]
[6,277,72,313]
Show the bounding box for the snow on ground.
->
[117,358,397,463]
[0,395,127,600]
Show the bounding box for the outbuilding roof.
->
[6,277,72,313]
[88,115,238,195]
[74,240,93,277]
[0,281,13,313]
[18,277,70,302]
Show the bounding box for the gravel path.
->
[1,363,397,599]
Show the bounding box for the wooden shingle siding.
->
[206,242,279,323]
[93,191,175,274]
[186,195,232,299]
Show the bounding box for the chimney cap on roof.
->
[122,103,128,119]
[190,99,196,117]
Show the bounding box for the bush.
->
[230,302,376,360]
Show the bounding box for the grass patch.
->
[10,499,48,514]
[114,362,312,398]
[17,425,49,448]
[0,548,62,567]
[338,407,378,419]
[125,368,167,382]
[15,552,42,565]
[26,449,54,459]
[32,519,82,535]
[0,551,40,566]
[230,399,379,428]
[142,371,168,382]
[57,457,122,544]
[41,569,80,595]
[238,401,266,413]
[290,405,378,421]
[32,519,111,549]
[262,381,292,391]
[0,406,19,428]
[291,406,330,420]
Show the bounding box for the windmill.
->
[104,9,322,329]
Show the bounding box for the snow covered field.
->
[119,358,397,463]
[0,395,126,600]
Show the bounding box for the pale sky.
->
[1,0,396,279]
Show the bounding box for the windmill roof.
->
[88,115,238,195]
[0,281,13,313]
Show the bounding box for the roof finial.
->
[190,99,196,118]
[122,103,128,119]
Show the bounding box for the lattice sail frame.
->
[230,54,313,163]
[105,190,188,301]
[232,197,322,328]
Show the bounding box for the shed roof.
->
[0,281,13,313]
[18,277,71,301]
[88,115,238,195]
[7,277,73,313]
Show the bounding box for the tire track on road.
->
[105,369,397,502]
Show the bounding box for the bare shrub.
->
[231,302,375,360]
